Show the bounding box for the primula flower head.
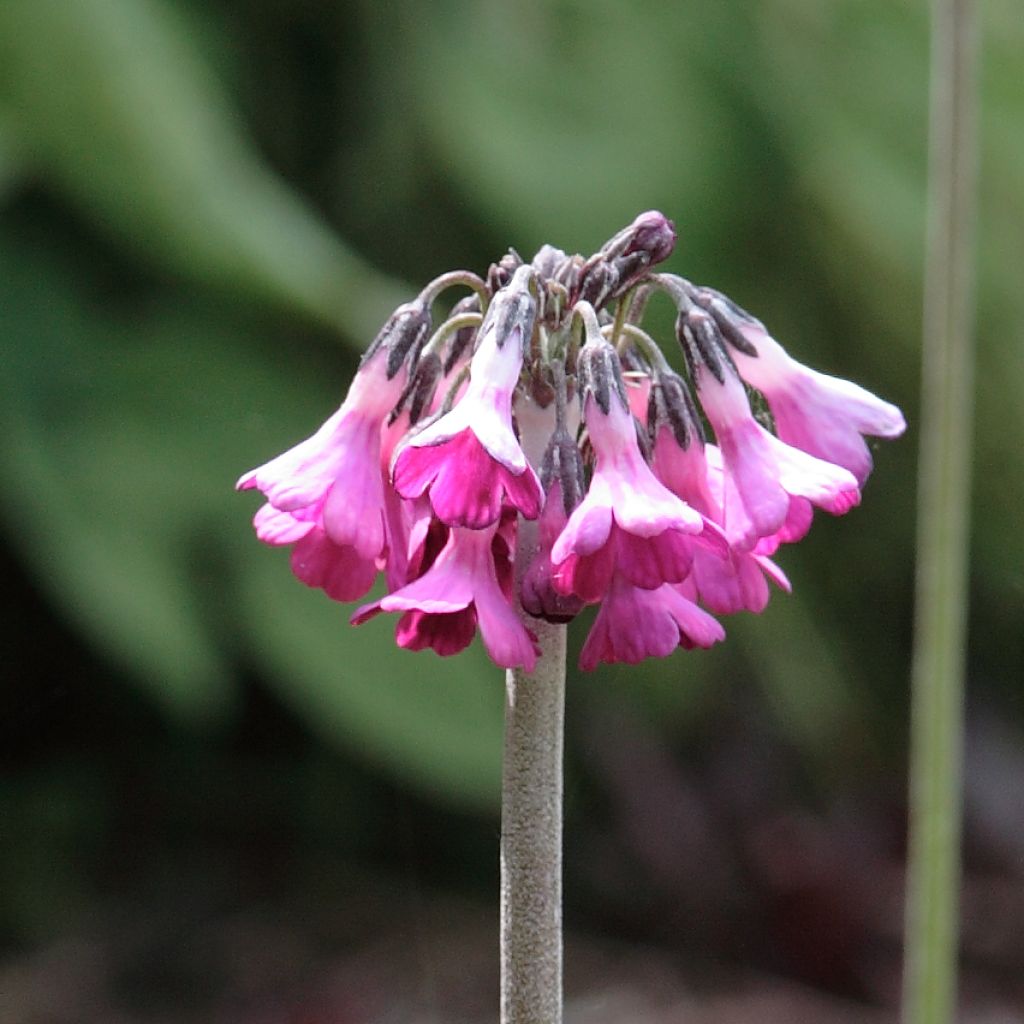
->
[238,212,904,672]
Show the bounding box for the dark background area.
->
[1,1,1021,1020]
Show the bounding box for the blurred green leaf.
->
[410,0,752,256]
[0,231,502,807]
[0,0,406,338]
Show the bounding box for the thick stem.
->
[902,0,977,1022]
[501,514,566,1024]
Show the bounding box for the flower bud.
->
[487,249,525,295]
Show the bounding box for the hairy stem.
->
[902,0,978,1022]
[501,515,566,1024]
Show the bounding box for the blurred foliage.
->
[0,0,1020,917]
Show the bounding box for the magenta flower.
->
[650,424,791,614]
[392,267,543,530]
[551,346,726,604]
[687,322,862,550]
[579,573,725,671]
[353,521,539,670]
[237,344,411,601]
[730,323,907,485]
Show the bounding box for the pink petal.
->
[253,502,316,545]
[395,609,478,657]
[290,529,378,603]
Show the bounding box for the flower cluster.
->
[238,213,905,671]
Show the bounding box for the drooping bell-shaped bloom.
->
[579,572,725,671]
[681,308,861,550]
[550,341,726,604]
[728,323,907,486]
[651,427,790,614]
[392,265,543,529]
[237,307,426,600]
[353,521,539,670]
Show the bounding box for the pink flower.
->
[392,268,542,529]
[579,573,725,671]
[353,521,539,670]
[550,353,726,604]
[690,335,861,550]
[237,345,409,601]
[650,424,790,614]
[731,323,907,485]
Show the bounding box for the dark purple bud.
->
[572,211,677,310]
[613,210,677,265]
[486,249,525,295]
[362,299,432,380]
[598,210,677,264]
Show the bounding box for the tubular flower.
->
[353,521,539,671]
[550,337,725,604]
[579,573,725,671]
[678,306,861,550]
[727,321,907,486]
[238,211,903,671]
[392,265,543,529]
[237,305,427,600]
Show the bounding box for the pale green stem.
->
[902,0,977,1022]
[420,311,482,360]
[501,512,566,1024]
[417,269,490,312]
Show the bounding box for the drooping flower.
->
[237,303,429,600]
[392,265,543,530]
[646,373,790,614]
[725,321,907,485]
[353,521,539,670]
[678,307,861,550]
[550,337,726,604]
[579,573,725,671]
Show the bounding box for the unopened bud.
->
[486,249,524,295]
[573,211,677,310]
[600,210,677,264]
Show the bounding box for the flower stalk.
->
[501,572,566,1022]
[902,0,978,1021]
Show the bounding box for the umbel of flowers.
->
[238,213,905,671]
